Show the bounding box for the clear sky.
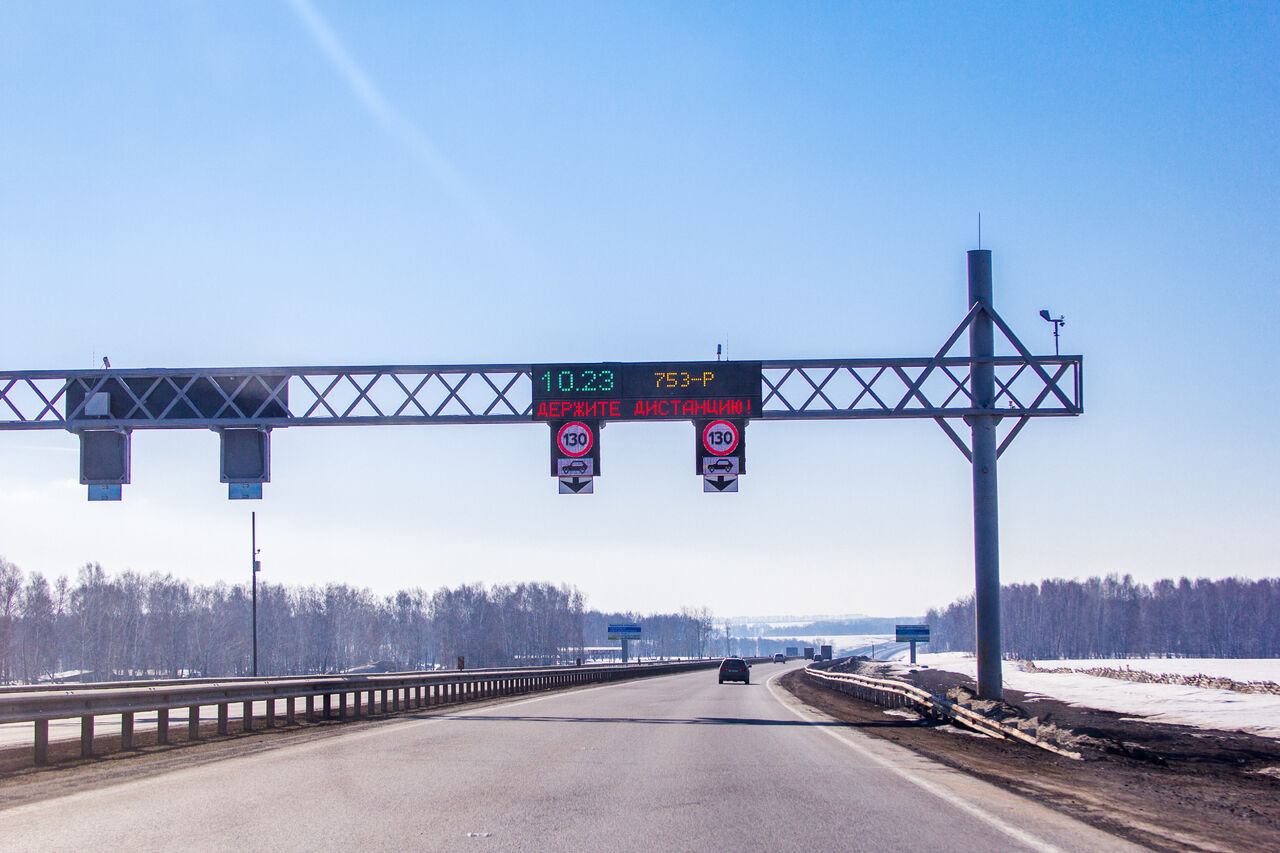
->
[1,1,1276,619]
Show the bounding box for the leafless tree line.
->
[927,574,1280,659]
[0,557,717,683]
[583,607,718,660]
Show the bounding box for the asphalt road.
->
[1,662,1140,852]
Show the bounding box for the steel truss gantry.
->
[0,351,1081,462]
[0,251,1082,699]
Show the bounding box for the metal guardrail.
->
[3,658,756,766]
[804,663,1082,760]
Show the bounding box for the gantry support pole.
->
[968,249,1003,700]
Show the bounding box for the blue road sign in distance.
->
[607,623,642,640]
[896,625,930,643]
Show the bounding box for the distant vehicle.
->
[718,657,750,684]
[773,653,786,663]
[803,647,815,660]
[706,457,734,473]
[786,646,799,657]
[820,644,833,661]
[562,460,588,474]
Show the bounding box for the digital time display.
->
[531,361,762,421]
[536,366,618,397]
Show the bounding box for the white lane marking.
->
[764,670,1066,853]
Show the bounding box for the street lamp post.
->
[251,512,261,677]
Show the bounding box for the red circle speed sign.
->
[557,421,594,457]
[701,419,739,455]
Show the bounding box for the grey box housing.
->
[219,428,270,483]
[79,430,131,484]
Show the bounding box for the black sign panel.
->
[548,419,601,476]
[531,361,761,421]
[695,418,747,475]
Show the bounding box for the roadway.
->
[0,661,1139,852]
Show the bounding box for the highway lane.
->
[0,662,1140,852]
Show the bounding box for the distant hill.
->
[741,616,923,636]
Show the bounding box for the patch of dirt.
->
[781,664,1280,853]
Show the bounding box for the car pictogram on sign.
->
[562,460,588,474]
[706,457,734,473]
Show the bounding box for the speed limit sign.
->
[701,419,739,455]
[557,421,594,457]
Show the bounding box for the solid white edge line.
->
[765,669,1066,853]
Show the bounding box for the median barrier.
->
[2,658,759,767]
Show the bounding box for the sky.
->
[1,1,1276,619]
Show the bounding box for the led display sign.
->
[531,361,761,421]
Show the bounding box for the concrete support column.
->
[968,249,1003,701]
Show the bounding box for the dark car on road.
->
[773,652,786,663]
[718,657,750,684]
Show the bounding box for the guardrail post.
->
[339,691,347,721]
[121,712,134,750]
[352,690,361,718]
[392,688,400,712]
[218,703,229,734]
[323,693,332,719]
[157,708,169,745]
[80,716,93,758]
[367,689,375,715]
[286,697,296,725]
[242,701,253,732]
[381,689,388,713]
[189,705,201,739]
[266,698,276,728]
[305,695,315,723]
[34,719,49,766]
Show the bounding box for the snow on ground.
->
[891,652,1280,741]
[1029,657,1280,683]
[763,634,893,653]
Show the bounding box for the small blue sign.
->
[229,483,263,500]
[88,484,122,501]
[896,624,930,643]
[607,623,642,640]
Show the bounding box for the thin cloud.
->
[284,0,500,235]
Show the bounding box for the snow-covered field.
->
[1025,657,1280,683]
[762,634,893,653]
[894,652,1280,741]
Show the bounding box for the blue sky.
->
[1,1,1276,618]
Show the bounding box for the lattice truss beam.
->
[0,304,1080,457]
